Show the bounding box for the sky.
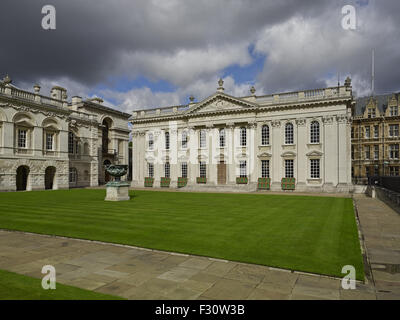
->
[1,0,399,113]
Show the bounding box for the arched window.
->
[261,125,269,145]
[165,132,170,150]
[310,121,320,143]
[219,128,225,147]
[240,127,247,146]
[199,130,206,148]
[148,133,154,150]
[182,131,188,149]
[285,123,294,144]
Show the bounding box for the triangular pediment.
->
[186,92,258,115]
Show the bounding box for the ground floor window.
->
[310,159,320,179]
[148,163,154,178]
[18,129,27,148]
[181,162,187,178]
[239,160,247,177]
[164,162,170,178]
[261,160,270,178]
[199,162,206,178]
[389,166,399,176]
[69,168,77,183]
[285,159,294,178]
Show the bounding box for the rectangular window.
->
[18,129,27,148]
[261,160,270,178]
[68,132,74,154]
[389,124,399,137]
[148,133,154,150]
[374,125,379,138]
[310,159,320,179]
[165,132,170,150]
[389,166,399,176]
[199,130,206,148]
[69,168,77,183]
[368,108,376,118]
[365,145,370,159]
[365,126,370,139]
[366,167,370,177]
[199,161,206,178]
[240,127,247,146]
[285,159,294,178]
[182,131,188,149]
[390,106,398,116]
[46,133,54,151]
[181,162,187,178]
[389,144,399,159]
[148,163,154,178]
[239,160,247,178]
[164,162,170,178]
[219,129,225,148]
[374,145,379,160]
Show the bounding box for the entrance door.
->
[217,161,226,185]
[16,166,29,191]
[45,166,56,190]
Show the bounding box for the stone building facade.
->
[0,75,130,191]
[352,93,400,183]
[130,78,354,192]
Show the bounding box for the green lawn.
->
[0,269,123,300]
[0,189,364,280]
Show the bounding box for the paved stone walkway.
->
[0,194,398,300]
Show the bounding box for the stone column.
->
[337,114,350,187]
[188,127,197,185]
[271,120,281,190]
[90,123,99,187]
[296,118,307,190]
[227,123,235,184]
[170,129,178,188]
[207,125,217,185]
[249,122,258,183]
[323,116,337,190]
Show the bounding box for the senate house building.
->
[130,78,354,192]
[0,75,130,191]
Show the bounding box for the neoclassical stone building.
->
[131,78,354,192]
[0,75,130,191]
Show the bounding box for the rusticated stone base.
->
[105,182,130,201]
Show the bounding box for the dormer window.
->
[390,106,398,116]
[368,108,376,118]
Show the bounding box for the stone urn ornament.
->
[104,164,130,201]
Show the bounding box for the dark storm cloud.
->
[0,0,332,86]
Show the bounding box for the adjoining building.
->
[352,93,400,184]
[130,78,354,192]
[0,75,130,191]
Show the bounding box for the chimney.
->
[51,86,67,100]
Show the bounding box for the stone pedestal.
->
[105,182,130,201]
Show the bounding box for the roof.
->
[83,100,131,119]
[355,93,398,116]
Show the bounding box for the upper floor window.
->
[261,125,269,145]
[374,125,379,138]
[68,132,75,154]
[310,121,320,143]
[390,106,398,117]
[219,128,225,148]
[389,144,399,159]
[199,130,206,148]
[46,133,54,151]
[365,126,370,139]
[389,124,399,137]
[165,132,170,150]
[182,131,188,149]
[368,108,376,118]
[164,162,170,178]
[199,161,206,178]
[18,129,27,148]
[374,145,379,160]
[365,145,370,159]
[148,133,154,150]
[240,127,247,146]
[285,123,294,144]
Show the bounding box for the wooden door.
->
[217,161,226,185]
